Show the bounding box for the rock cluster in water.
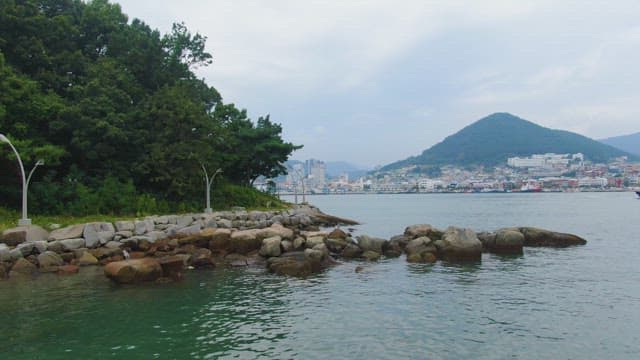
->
[0,205,587,282]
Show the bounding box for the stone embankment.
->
[0,205,587,282]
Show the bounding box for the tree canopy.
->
[0,0,300,215]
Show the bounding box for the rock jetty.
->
[0,205,587,282]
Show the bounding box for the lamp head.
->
[36,159,44,166]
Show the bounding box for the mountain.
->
[599,132,640,156]
[383,112,636,170]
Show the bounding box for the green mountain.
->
[383,112,635,170]
[599,132,640,156]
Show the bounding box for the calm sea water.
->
[1,192,640,359]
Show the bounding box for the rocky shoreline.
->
[0,205,586,282]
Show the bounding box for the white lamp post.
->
[201,164,222,213]
[0,134,44,226]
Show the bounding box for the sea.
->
[1,192,639,359]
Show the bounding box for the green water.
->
[2,192,640,359]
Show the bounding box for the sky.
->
[115,0,640,168]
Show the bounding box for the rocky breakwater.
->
[0,205,357,282]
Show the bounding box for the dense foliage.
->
[383,112,635,171]
[0,0,299,215]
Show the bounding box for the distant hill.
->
[382,112,636,170]
[599,132,640,156]
[325,161,369,179]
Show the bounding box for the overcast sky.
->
[116,0,640,168]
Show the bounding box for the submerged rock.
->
[518,227,587,247]
[104,258,163,284]
[267,251,323,277]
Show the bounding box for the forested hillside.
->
[0,0,300,215]
[383,113,634,171]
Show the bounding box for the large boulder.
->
[328,228,348,239]
[259,236,282,258]
[404,224,444,240]
[229,229,262,254]
[48,224,84,241]
[1,225,49,246]
[115,221,135,232]
[405,236,438,263]
[258,224,294,240]
[78,252,99,266]
[104,258,163,284]
[209,229,232,251]
[356,235,388,254]
[439,227,482,261]
[518,227,587,247]
[83,222,116,248]
[190,248,214,268]
[60,238,86,251]
[157,256,187,279]
[340,243,363,258]
[482,229,525,254]
[267,251,323,277]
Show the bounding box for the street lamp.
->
[201,164,222,213]
[0,134,44,226]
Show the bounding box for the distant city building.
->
[507,153,583,168]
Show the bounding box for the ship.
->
[520,183,542,193]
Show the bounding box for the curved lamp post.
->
[0,134,44,226]
[201,164,222,213]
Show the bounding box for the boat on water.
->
[636,191,640,198]
[520,183,542,193]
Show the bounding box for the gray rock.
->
[176,224,201,237]
[33,240,48,254]
[115,221,135,232]
[217,219,232,229]
[115,230,132,238]
[134,220,154,235]
[176,215,194,229]
[341,243,363,258]
[404,224,444,240]
[518,227,587,247]
[293,236,306,250]
[281,240,293,252]
[304,248,325,261]
[9,248,23,261]
[83,222,115,248]
[1,225,49,246]
[0,244,10,262]
[362,250,381,261]
[305,236,325,248]
[259,236,282,258]
[356,235,388,253]
[60,238,86,251]
[16,242,35,256]
[148,231,168,242]
[48,224,84,241]
[46,240,64,253]
[105,241,124,249]
[440,227,482,261]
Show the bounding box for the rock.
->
[10,258,37,276]
[229,230,262,254]
[341,243,363,258]
[404,224,444,240]
[115,221,134,232]
[191,248,214,268]
[60,238,86,251]
[356,235,388,254]
[83,222,115,248]
[58,264,79,275]
[176,224,201,237]
[440,227,482,261]
[48,224,84,241]
[259,236,282,258]
[148,231,167,243]
[405,237,437,260]
[267,252,323,277]
[328,228,348,239]
[158,256,186,279]
[293,236,306,250]
[105,241,123,249]
[60,252,75,263]
[37,251,64,269]
[281,240,293,252]
[115,230,133,239]
[362,250,381,261]
[16,242,35,256]
[33,240,47,253]
[134,220,150,235]
[1,225,49,246]
[46,240,64,253]
[217,219,232,228]
[325,237,349,253]
[78,252,99,266]
[518,227,587,247]
[225,253,248,267]
[305,236,325,248]
[176,215,194,229]
[90,247,123,260]
[0,264,6,279]
[104,258,163,284]
[489,229,525,254]
[8,248,23,261]
[304,248,325,261]
[258,223,295,240]
[0,244,10,262]
[209,229,232,251]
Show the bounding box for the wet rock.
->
[356,235,387,254]
[58,264,79,275]
[158,256,186,279]
[225,253,248,267]
[259,236,282,258]
[78,252,99,266]
[325,237,349,253]
[209,229,232,251]
[229,230,262,254]
[440,227,482,261]
[10,258,37,276]
[328,228,348,239]
[1,225,49,246]
[104,258,163,284]
[362,250,381,261]
[267,251,322,277]
[48,224,84,241]
[405,237,437,262]
[404,224,444,240]
[518,227,587,247]
[340,243,363,258]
